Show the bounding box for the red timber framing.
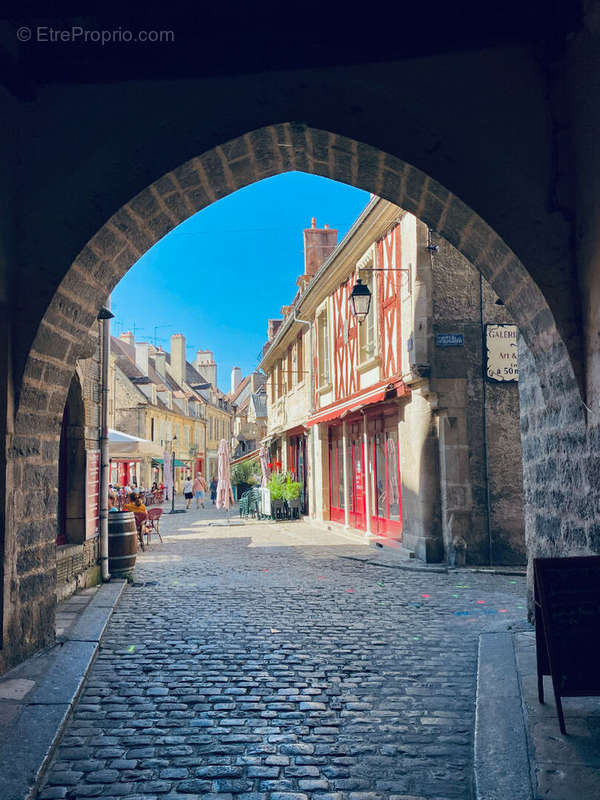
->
[377,225,402,379]
[332,279,359,401]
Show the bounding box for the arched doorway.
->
[2,124,585,671]
[57,372,86,547]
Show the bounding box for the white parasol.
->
[216,438,234,511]
[164,448,173,501]
[259,445,269,488]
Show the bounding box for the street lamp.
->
[349,279,372,324]
[169,434,186,514]
[349,267,411,323]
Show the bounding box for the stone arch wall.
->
[0,123,586,671]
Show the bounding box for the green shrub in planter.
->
[284,475,303,501]
[267,472,286,500]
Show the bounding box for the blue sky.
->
[111,172,369,393]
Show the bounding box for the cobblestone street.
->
[37,507,528,800]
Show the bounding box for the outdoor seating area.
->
[239,487,265,519]
[113,487,164,509]
[238,487,303,521]
[131,507,164,551]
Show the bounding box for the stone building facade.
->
[261,200,525,564]
[230,370,268,460]
[109,332,234,491]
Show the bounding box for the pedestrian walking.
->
[193,472,207,509]
[183,475,194,509]
[210,476,217,505]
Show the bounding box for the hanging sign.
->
[485,324,518,382]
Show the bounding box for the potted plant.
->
[267,472,287,518]
[284,472,303,518]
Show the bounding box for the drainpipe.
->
[98,304,114,582]
[293,307,315,518]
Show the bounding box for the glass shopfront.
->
[287,433,308,514]
[368,415,402,538]
[328,408,402,540]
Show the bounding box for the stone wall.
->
[56,536,100,603]
[429,232,525,565]
[518,336,597,609]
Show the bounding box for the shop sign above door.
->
[486,323,518,382]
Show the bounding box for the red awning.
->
[307,388,388,427]
[307,381,409,427]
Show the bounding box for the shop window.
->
[374,431,386,517]
[369,418,402,529]
[386,429,401,521]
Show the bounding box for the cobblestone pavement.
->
[37,504,528,800]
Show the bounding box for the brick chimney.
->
[135,342,150,375]
[303,217,337,278]
[120,331,134,347]
[170,333,186,386]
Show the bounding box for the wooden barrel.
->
[108,512,137,578]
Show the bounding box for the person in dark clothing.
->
[210,476,217,505]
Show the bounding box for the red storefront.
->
[318,392,405,541]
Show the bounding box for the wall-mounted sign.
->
[486,323,518,382]
[435,333,464,347]
[86,449,100,539]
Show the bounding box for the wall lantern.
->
[349,279,372,324]
[349,266,412,323]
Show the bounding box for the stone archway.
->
[2,123,586,671]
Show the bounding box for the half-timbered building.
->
[261,199,525,565]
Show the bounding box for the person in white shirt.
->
[183,475,194,509]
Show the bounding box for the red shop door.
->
[349,434,366,531]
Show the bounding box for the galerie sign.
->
[485,324,518,382]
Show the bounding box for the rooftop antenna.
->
[153,324,172,347]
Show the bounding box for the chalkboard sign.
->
[534,556,600,734]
